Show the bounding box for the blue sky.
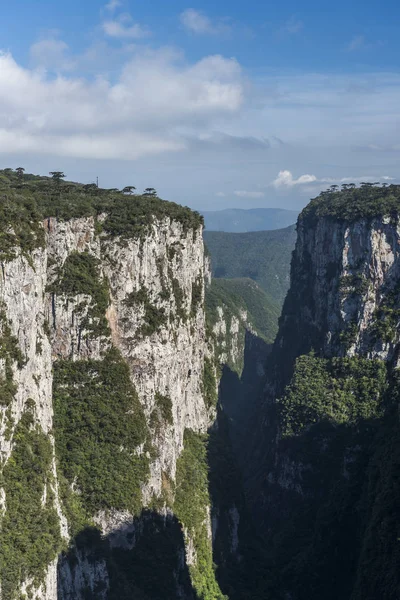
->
[0,0,400,210]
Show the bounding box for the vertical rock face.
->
[248,199,400,600]
[276,214,400,379]
[0,248,70,600]
[0,210,216,599]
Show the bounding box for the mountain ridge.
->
[202,207,299,232]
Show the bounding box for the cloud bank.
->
[0,50,243,160]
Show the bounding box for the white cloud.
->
[30,38,74,71]
[272,170,317,188]
[216,191,226,197]
[234,190,265,198]
[105,0,121,12]
[0,50,243,160]
[103,14,150,39]
[180,9,229,35]
[272,171,397,192]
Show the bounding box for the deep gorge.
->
[0,170,399,599]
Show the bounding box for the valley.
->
[0,170,399,599]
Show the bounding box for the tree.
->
[122,186,136,195]
[15,167,25,179]
[143,187,157,197]
[329,185,339,192]
[49,171,65,186]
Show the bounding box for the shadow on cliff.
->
[58,510,200,600]
[245,404,400,600]
[207,330,279,600]
[217,330,271,473]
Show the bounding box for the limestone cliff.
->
[246,187,400,600]
[0,173,223,600]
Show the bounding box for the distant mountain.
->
[204,225,297,306]
[206,278,281,345]
[202,207,299,233]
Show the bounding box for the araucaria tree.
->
[143,187,157,197]
[49,171,65,186]
[122,186,136,195]
[15,167,25,180]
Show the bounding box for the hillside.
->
[202,207,299,232]
[204,225,297,306]
[206,278,280,346]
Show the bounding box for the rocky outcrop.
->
[276,214,400,382]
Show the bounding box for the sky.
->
[1,0,400,211]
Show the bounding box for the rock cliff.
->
[0,174,224,600]
[246,187,400,600]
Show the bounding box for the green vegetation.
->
[0,169,203,260]
[0,192,45,262]
[53,348,149,525]
[49,251,110,337]
[279,353,388,437]
[339,274,369,296]
[125,286,168,338]
[202,357,218,409]
[171,277,187,322]
[174,429,227,600]
[103,194,203,240]
[371,281,400,344]
[150,392,173,431]
[301,183,400,224]
[207,278,280,344]
[0,406,62,600]
[0,310,25,407]
[203,225,296,306]
[191,275,204,317]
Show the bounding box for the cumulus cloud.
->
[272,170,317,188]
[103,14,150,39]
[0,50,243,160]
[234,190,265,198]
[272,170,397,192]
[180,9,229,35]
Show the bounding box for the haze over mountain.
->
[204,225,297,306]
[202,207,299,232]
